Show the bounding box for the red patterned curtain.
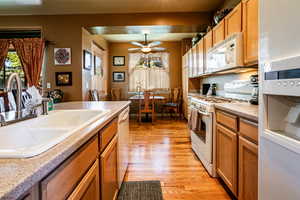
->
[12,38,45,87]
[0,39,10,71]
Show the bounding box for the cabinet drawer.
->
[239,118,258,144]
[100,118,118,152]
[41,136,99,200]
[67,159,100,200]
[216,111,238,131]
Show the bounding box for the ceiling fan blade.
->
[151,47,166,51]
[128,48,142,51]
[131,41,144,47]
[148,41,161,47]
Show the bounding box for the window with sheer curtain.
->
[129,52,170,91]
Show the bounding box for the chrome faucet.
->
[5,73,22,119]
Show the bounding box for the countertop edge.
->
[0,101,130,200]
[215,104,258,122]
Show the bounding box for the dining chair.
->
[163,88,182,119]
[89,89,100,101]
[111,88,122,101]
[138,91,155,124]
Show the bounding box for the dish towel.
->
[189,109,202,131]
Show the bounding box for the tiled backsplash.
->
[201,71,258,98]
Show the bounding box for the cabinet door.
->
[67,160,100,200]
[213,20,225,46]
[239,136,258,200]
[41,137,99,200]
[204,30,213,53]
[101,135,118,200]
[216,124,238,197]
[243,0,258,65]
[192,45,198,77]
[187,50,193,78]
[196,39,204,75]
[225,3,242,38]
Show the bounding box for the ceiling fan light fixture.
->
[141,47,151,53]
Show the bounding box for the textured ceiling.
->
[0,0,224,15]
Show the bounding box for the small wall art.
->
[83,50,92,70]
[113,71,125,82]
[55,72,72,86]
[54,48,71,65]
[94,55,103,77]
[113,56,125,66]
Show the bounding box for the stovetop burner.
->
[189,94,247,114]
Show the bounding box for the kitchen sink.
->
[0,109,109,158]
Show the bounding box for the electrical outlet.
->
[47,82,51,89]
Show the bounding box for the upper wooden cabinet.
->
[213,19,225,46]
[238,136,258,200]
[196,39,205,75]
[204,30,213,53]
[225,3,242,38]
[216,124,238,197]
[192,45,198,77]
[243,0,258,65]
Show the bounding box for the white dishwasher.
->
[117,106,130,188]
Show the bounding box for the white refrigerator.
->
[260,0,300,199]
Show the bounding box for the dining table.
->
[129,94,166,101]
[129,94,166,122]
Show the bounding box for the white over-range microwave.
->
[206,33,243,73]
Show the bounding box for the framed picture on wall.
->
[83,50,92,70]
[113,72,125,82]
[55,72,72,86]
[54,48,71,65]
[94,55,103,77]
[113,56,125,66]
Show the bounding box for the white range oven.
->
[189,96,235,177]
[189,97,216,177]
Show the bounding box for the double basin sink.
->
[0,109,109,158]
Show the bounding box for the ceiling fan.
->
[128,34,166,53]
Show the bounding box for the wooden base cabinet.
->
[216,109,258,200]
[238,136,258,200]
[216,124,238,197]
[101,135,119,200]
[67,160,100,200]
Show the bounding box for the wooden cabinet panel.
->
[243,0,258,65]
[216,124,238,197]
[67,160,100,200]
[192,45,198,77]
[41,136,99,200]
[213,20,225,46]
[187,50,193,78]
[101,135,119,200]
[239,118,258,144]
[196,39,205,75]
[225,3,242,38]
[238,136,258,200]
[204,30,213,53]
[216,111,238,132]
[100,118,118,152]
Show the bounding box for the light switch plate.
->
[47,82,51,89]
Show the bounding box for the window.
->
[129,52,170,91]
[0,51,26,89]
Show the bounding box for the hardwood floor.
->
[125,119,231,200]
